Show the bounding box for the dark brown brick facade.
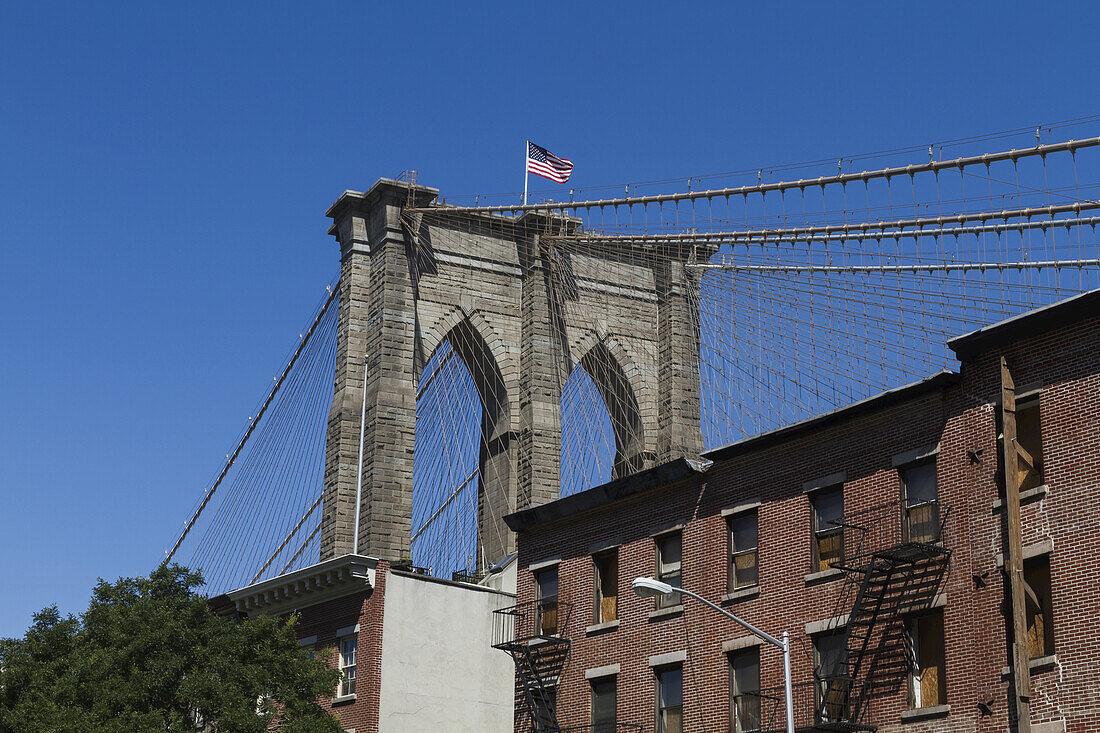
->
[292,559,389,733]
[511,307,1100,733]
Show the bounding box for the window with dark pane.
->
[729,647,761,732]
[655,532,682,609]
[591,677,617,732]
[814,630,848,722]
[811,487,844,572]
[728,510,759,592]
[656,666,683,733]
[902,460,939,544]
[1016,397,1044,492]
[534,565,559,635]
[594,550,618,623]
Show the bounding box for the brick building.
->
[499,290,1100,733]
[217,554,518,733]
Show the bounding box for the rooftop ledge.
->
[226,554,378,618]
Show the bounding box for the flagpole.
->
[523,139,529,206]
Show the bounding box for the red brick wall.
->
[293,559,389,733]
[515,316,1100,733]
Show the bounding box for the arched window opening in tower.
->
[560,362,616,498]
[411,338,480,578]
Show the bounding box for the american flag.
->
[526,141,574,183]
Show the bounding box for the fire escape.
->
[493,597,572,733]
[751,497,951,732]
[815,498,951,731]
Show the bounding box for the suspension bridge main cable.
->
[411,137,1100,215]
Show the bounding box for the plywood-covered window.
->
[908,610,947,708]
[594,550,618,623]
[655,532,683,609]
[729,647,761,733]
[811,487,844,572]
[1016,396,1044,493]
[728,509,759,591]
[591,676,617,732]
[1024,554,1055,658]
[534,565,559,636]
[656,666,683,733]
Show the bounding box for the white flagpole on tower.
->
[523,140,529,206]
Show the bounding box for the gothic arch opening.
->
[412,320,512,576]
[560,342,644,497]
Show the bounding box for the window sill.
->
[900,704,950,722]
[992,484,1048,510]
[805,567,844,586]
[586,619,620,635]
[1000,654,1058,679]
[648,604,684,621]
[332,693,357,706]
[721,585,760,603]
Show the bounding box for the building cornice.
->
[948,287,1100,359]
[226,554,378,618]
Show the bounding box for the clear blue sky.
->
[1,1,1097,637]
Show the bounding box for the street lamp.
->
[632,577,795,733]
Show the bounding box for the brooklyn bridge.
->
[166,119,1100,598]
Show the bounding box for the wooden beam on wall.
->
[1000,355,1032,733]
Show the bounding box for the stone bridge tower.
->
[319,179,703,568]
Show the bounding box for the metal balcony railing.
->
[828,499,950,571]
[492,598,573,647]
[451,569,485,584]
[744,680,875,732]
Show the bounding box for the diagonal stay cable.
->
[165,284,338,564]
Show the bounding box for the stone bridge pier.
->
[319,179,703,570]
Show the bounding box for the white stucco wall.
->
[480,556,517,595]
[378,572,516,733]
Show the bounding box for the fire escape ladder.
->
[509,640,570,732]
[816,500,952,731]
[493,599,573,733]
[840,561,895,679]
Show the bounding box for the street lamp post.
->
[632,577,795,733]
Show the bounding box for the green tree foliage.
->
[0,564,343,733]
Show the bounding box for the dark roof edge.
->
[948,288,1100,359]
[704,370,961,463]
[503,457,711,533]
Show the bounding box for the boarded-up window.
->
[728,510,759,591]
[591,677,616,733]
[656,666,683,733]
[656,532,683,609]
[902,460,939,544]
[534,565,559,636]
[1024,555,1055,659]
[908,610,947,708]
[1016,397,1044,493]
[811,487,844,572]
[729,647,761,732]
[594,551,618,623]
